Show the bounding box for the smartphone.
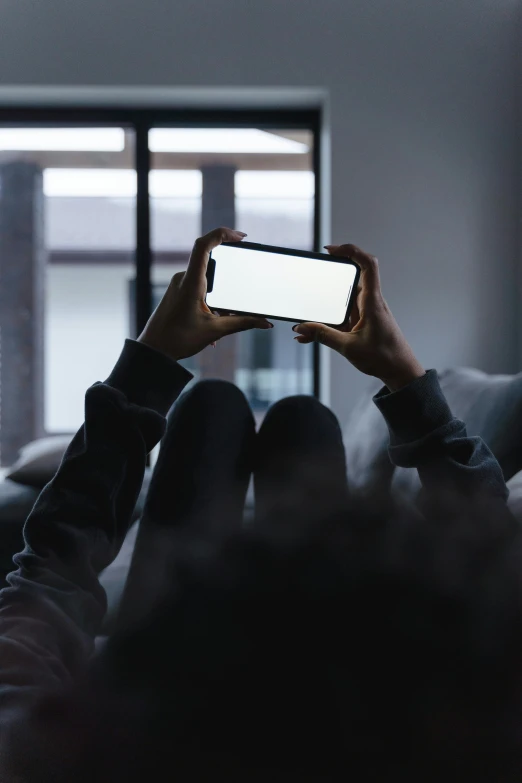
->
[206,241,360,326]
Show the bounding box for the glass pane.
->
[0,127,136,465]
[150,169,201,253]
[149,127,315,419]
[235,170,314,249]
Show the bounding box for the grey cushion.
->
[343,379,391,497]
[133,468,152,522]
[6,436,72,488]
[441,368,522,480]
[94,469,152,633]
[99,521,139,634]
[507,470,522,523]
[393,368,522,499]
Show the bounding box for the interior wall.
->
[0,0,520,424]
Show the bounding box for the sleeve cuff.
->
[373,370,454,445]
[105,339,193,417]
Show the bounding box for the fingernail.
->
[235,231,247,237]
[268,322,274,328]
[292,324,298,332]
[324,245,333,249]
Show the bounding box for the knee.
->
[262,395,342,440]
[169,379,250,420]
[266,394,330,422]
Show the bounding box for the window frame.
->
[0,106,322,397]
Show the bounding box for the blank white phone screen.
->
[207,245,357,325]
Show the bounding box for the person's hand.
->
[138,227,273,362]
[293,243,425,391]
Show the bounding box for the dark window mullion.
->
[0,108,321,397]
[312,115,322,398]
[135,121,152,339]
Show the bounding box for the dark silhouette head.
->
[54,495,522,782]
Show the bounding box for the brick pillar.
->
[199,165,237,381]
[0,162,45,466]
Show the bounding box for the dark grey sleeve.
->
[0,340,192,715]
[373,370,509,503]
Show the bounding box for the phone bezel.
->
[206,241,361,327]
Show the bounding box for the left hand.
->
[138,227,273,361]
[293,242,424,391]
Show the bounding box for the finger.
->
[167,271,185,291]
[348,289,361,329]
[184,227,247,291]
[292,322,346,352]
[216,315,274,336]
[324,243,381,300]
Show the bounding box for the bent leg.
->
[118,379,255,627]
[254,395,348,525]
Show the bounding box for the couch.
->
[1,366,522,635]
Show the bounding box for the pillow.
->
[99,521,139,635]
[507,470,522,525]
[440,367,522,481]
[6,436,73,488]
[392,367,522,500]
[343,378,393,497]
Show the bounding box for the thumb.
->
[216,315,274,336]
[293,322,345,351]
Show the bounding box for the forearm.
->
[0,340,192,698]
[374,370,509,502]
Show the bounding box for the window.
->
[0,109,320,466]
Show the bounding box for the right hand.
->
[138,227,273,362]
[293,243,425,391]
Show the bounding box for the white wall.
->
[0,0,520,423]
